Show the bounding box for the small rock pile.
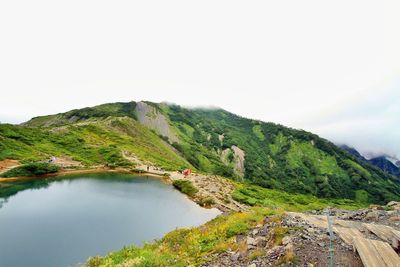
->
[202,213,363,267]
[283,214,362,267]
[202,216,294,267]
[314,201,400,229]
[201,202,400,266]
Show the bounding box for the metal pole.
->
[326,207,334,267]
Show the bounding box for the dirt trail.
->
[286,211,400,267]
[0,159,20,174]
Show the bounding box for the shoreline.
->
[0,167,169,183]
[0,167,245,213]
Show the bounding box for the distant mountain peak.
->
[2,100,400,203]
[339,144,400,178]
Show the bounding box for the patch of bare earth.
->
[0,159,20,174]
[184,173,247,212]
[52,156,83,168]
[122,151,246,211]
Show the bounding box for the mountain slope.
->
[1,116,190,170]
[340,145,400,177]
[2,101,400,203]
[368,156,400,177]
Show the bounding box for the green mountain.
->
[1,101,399,203]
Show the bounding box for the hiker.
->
[182,168,192,177]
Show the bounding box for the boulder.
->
[282,236,292,245]
[365,210,385,220]
[256,236,268,248]
[387,201,400,207]
[259,224,269,236]
[247,236,257,247]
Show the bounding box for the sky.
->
[0,0,399,158]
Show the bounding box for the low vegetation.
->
[1,162,60,178]
[84,178,369,267]
[2,101,400,204]
[232,183,365,211]
[1,101,398,266]
[86,208,278,267]
[0,118,190,171]
[164,104,400,204]
[172,180,198,197]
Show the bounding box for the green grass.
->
[344,159,372,179]
[269,132,287,155]
[232,183,365,211]
[1,162,60,178]
[172,180,199,197]
[83,179,367,267]
[86,208,278,267]
[3,100,400,203]
[252,125,265,141]
[0,117,190,171]
[286,142,345,176]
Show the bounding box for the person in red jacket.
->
[182,168,192,177]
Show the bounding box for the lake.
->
[0,172,220,267]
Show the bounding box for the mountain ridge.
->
[1,100,399,204]
[340,145,400,177]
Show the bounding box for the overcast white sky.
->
[1,0,399,158]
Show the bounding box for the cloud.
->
[0,0,399,158]
[304,79,400,158]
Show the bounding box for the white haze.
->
[0,0,399,158]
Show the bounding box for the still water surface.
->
[0,173,220,267]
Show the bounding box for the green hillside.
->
[1,117,190,170]
[2,101,400,204]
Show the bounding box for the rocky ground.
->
[2,154,400,266]
[123,152,248,212]
[202,201,400,267]
[314,201,400,229]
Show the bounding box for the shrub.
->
[273,227,289,245]
[226,222,250,238]
[1,162,60,178]
[355,189,369,203]
[198,196,215,207]
[172,180,198,197]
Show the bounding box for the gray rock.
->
[365,210,380,220]
[230,253,240,261]
[256,236,267,248]
[387,201,400,207]
[236,234,246,243]
[259,224,269,236]
[306,227,315,234]
[247,236,257,246]
[282,236,291,245]
[285,243,294,252]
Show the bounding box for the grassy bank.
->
[232,183,366,211]
[85,181,365,267]
[1,162,60,178]
[172,179,198,197]
[86,208,277,267]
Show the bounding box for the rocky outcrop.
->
[134,101,179,143]
[232,145,245,177]
[221,145,246,178]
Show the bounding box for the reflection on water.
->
[0,172,220,267]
